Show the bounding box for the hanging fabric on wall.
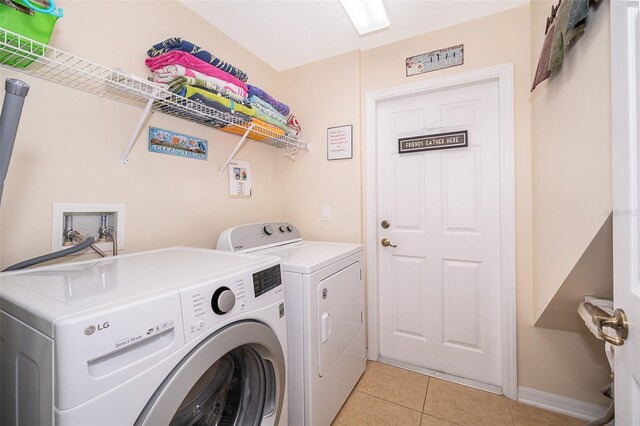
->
[566,0,590,44]
[548,0,574,71]
[531,0,599,92]
[531,22,556,91]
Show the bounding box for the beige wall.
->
[530,1,612,321]
[522,0,613,406]
[278,51,362,244]
[0,0,284,267]
[518,324,610,405]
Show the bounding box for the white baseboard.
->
[517,386,609,421]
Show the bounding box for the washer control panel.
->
[211,287,236,314]
[252,264,282,298]
[179,261,284,342]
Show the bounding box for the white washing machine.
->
[217,222,365,426]
[0,247,288,426]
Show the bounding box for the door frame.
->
[610,0,639,422]
[364,63,517,399]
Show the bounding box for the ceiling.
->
[181,0,528,71]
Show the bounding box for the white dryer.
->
[217,223,366,426]
[0,247,287,426]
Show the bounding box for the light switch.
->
[322,205,331,221]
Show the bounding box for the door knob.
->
[381,238,397,248]
[593,308,629,346]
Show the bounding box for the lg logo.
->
[84,322,109,336]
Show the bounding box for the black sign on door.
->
[398,130,468,154]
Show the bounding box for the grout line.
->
[354,390,424,416]
[426,413,463,425]
[507,396,516,425]
[422,376,431,413]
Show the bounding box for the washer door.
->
[136,321,285,426]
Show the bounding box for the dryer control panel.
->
[217,222,302,252]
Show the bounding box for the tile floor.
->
[332,361,585,426]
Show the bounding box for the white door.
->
[611,1,640,423]
[376,80,502,388]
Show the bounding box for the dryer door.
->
[136,321,285,426]
[317,261,363,377]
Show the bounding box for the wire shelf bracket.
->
[0,26,309,165]
[218,123,254,176]
[120,89,157,165]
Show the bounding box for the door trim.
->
[364,63,517,399]
[610,1,640,423]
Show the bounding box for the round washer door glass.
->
[170,346,266,425]
[136,321,285,426]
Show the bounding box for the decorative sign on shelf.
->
[327,125,353,160]
[398,130,468,154]
[406,45,464,77]
[148,127,208,161]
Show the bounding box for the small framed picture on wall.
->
[327,125,353,160]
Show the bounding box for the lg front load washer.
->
[0,247,287,426]
[217,223,366,426]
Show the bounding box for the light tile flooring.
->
[332,361,585,426]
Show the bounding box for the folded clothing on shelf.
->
[145,39,301,140]
[247,85,290,116]
[167,75,248,104]
[251,103,292,134]
[178,85,255,117]
[287,114,302,135]
[249,95,287,121]
[251,101,287,126]
[145,51,248,93]
[153,65,248,99]
[221,118,285,141]
[148,37,249,83]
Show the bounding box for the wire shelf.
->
[0,27,308,152]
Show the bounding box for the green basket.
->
[0,0,58,68]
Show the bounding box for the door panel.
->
[441,100,480,129]
[377,80,502,387]
[392,256,427,338]
[442,260,481,350]
[393,154,425,229]
[442,149,480,232]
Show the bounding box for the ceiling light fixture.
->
[339,0,390,35]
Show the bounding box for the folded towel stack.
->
[145,37,301,139]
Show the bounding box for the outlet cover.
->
[322,205,331,221]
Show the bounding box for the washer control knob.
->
[279,225,286,232]
[263,225,274,236]
[286,224,293,232]
[211,287,235,315]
